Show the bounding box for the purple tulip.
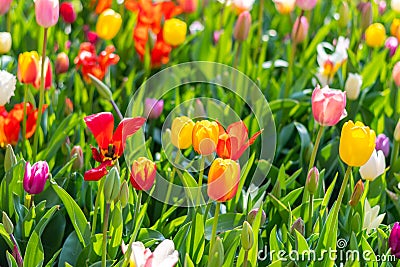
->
[389,222,400,258]
[144,98,164,119]
[375,134,390,157]
[385,37,398,57]
[23,161,50,195]
[247,208,267,225]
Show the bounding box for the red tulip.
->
[130,157,156,191]
[60,2,76,23]
[33,57,53,90]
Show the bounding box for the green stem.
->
[284,42,296,98]
[209,202,221,255]
[196,157,205,207]
[253,0,264,61]
[110,99,124,121]
[333,166,352,218]
[307,194,314,236]
[391,140,399,168]
[243,250,249,267]
[308,125,324,171]
[102,203,111,267]
[130,190,142,243]
[233,42,242,69]
[91,178,105,237]
[22,84,28,155]
[32,28,48,161]
[160,153,181,218]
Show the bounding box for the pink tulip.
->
[296,0,316,10]
[233,11,252,42]
[393,62,400,86]
[24,161,50,195]
[144,98,164,119]
[35,0,59,28]
[130,157,156,191]
[291,16,309,43]
[311,85,347,126]
[55,52,69,74]
[0,0,12,15]
[178,0,197,13]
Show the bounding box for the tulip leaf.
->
[205,213,245,240]
[186,208,205,264]
[6,251,18,267]
[108,203,123,259]
[361,50,388,89]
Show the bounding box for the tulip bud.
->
[60,2,76,23]
[349,180,364,207]
[376,134,390,157]
[213,30,223,45]
[0,0,12,15]
[163,18,187,46]
[379,1,387,14]
[55,52,69,74]
[393,62,400,87]
[65,98,73,115]
[130,157,156,191]
[4,144,17,172]
[291,16,309,44]
[395,119,400,141]
[392,0,400,12]
[247,208,266,225]
[365,23,386,48]
[0,70,16,106]
[241,221,254,251]
[104,167,121,203]
[296,0,316,10]
[208,237,224,267]
[88,73,113,100]
[23,161,50,195]
[144,98,164,119]
[96,9,122,40]
[359,2,372,32]
[87,31,99,45]
[291,217,305,236]
[0,32,12,54]
[338,2,350,28]
[35,0,60,28]
[344,73,362,100]
[389,222,400,258]
[386,37,398,57]
[179,0,197,13]
[2,212,13,235]
[234,11,251,42]
[306,167,319,195]
[119,181,129,208]
[70,145,84,170]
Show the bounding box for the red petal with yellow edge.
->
[113,117,146,156]
[84,112,115,149]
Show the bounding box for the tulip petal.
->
[84,160,112,181]
[113,117,146,156]
[84,112,115,149]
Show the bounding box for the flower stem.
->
[234,42,242,69]
[160,153,181,219]
[333,166,352,218]
[209,201,221,256]
[102,203,111,267]
[196,157,205,207]
[91,178,105,237]
[307,193,314,236]
[130,190,142,243]
[253,0,264,61]
[22,84,28,155]
[32,27,48,161]
[308,125,324,171]
[391,140,399,171]
[243,250,249,267]
[10,234,23,267]
[110,99,124,121]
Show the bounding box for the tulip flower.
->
[84,112,146,181]
[311,85,347,126]
[216,121,262,160]
[392,0,400,12]
[178,0,197,13]
[395,119,400,141]
[349,180,364,207]
[247,208,267,225]
[129,239,179,267]
[189,21,205,35]
[389,222,400,258]
[23,161,50,195]
[291,218,305,236]
[192,120,219,155]
[339,121,376,167]
[338,2,350,28]
[17,51,40,84]
[363,198,385,234]
[385,36,398,57]
[376,134,390,157]
[0,0,12,15]
[0,71,16,106]
[359,2,372,31]
[393,62,400,86]
[231,0,255,12]
[291,16,309,44]
[60,2,77,24]
[274,0,296,14]
[35,0,60,28]
[171,116,195,149]
[144,98,164,119]
[391,18,400,40]
[130,157,157,191]
[344,73,362,100]
[379,1,387,14]
[207,158,240,202]
[359,150,386,181]
[33,56,53,90]
[296,0,316,10]
[241,221,254,251]
[163,18,187,46]
[96,9,122,40]
[365,23,386,48]
[233,11,252,42]
[55,52,69,74]
[0,32,12,54]
[306,167,319,194]
[93,0,111,14]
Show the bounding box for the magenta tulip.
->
[60,2,76,24]
[0,0,12,15]
[311,85,347,126]
[389,222,400,258]
[23,161,50,194]
[35,0,59,28]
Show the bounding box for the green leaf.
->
[108,203,123,259]
[6,251,18,267]
[205,213,245,240]
[186,209,205,264]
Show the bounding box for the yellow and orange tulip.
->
[192,120,219,155]
[17,51,39,84]
[207,158,240,202]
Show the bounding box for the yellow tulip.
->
[339,121,376,167]
[391,18,400,40]
[96,9,122,40]
[163,18,187,46]
[365,23,386,48]
[171,116,195,149]
[192,120,219,155]
[207,158,240,202]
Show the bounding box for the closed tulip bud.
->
[179,0,197,13]
[2,212,13,235]
[119,181,129,208]
[376,134,390,157]
[60,2,76,23]
[207,158,240,202]
[0,32,12,54]
[18,51,40,84]
[88,74,113,100]
[379,1,387,14]
[395,119,400,141]
[23,161,50,195]
[392,0,400,12]
[339,121,376,167]
[55,52,69,74]
[312,85,347,126]
[208,237,224,267]
[104,167,121,203]
[291,217,305,236]
[296,0,316,10]
[386,37,398,57]
[345,73,362,100]
[0,0,12,15]
[365,23,386,48]
[234,11,251,42]
[338,2,350,28]
[389,222,400,258]
[4,144,17,172]
[291,16,308,44]
[96,9,122,40]
[35,0,60,28]
[241,221,254,251]
[274,0,296,14]
[359,150,386,181]
[247,208,267,225]
[306,167,319,195]
[130,157,156,191]
[171,116,195,149]
[359,2,372,31]
[144,98,164,119]
[70,145,83,170]
[349,180,364,207]
[163,18,187,46]
[0,70,16,106]
[393,62,400,86]
[87,30,99,44]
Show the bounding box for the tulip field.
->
[3,0,400,266]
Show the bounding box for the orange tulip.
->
[17,51,39,84]
[207,158,240,202]
[192,120,219,155]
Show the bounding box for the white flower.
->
[130,239,179,267]
[359,150,386,181]
[0,70,16,106]
[392,0,400,12]
[316,36,349,86]
[345,73,362,100]
[363,198,385,234]
[0,32,12,54]
[217,0,255,11]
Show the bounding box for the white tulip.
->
[359,150,386,181]
[0,70,16,106]
[130,239,179,267]
[0,32,11,54]
[345,73,362,100]
[363,198,385,234]
[392,0,400,12]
